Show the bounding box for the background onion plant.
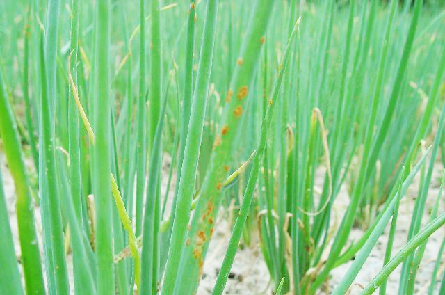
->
[1,0,445,294]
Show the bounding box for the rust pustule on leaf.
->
[200,198,215,225]
[226,88,234,103]
[196,230,206,246]
[260,36,266,44]
[234,106,243,118]
[221,125,229,135]
[237,86,248,100]
[192,247,202,259]
[212,135,222,149]
[205,199,214,216]
[236,57,243,66]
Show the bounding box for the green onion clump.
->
[0,0,445,294]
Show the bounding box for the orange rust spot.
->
[236,57,243,66]
[210,227,214,235]
[207,200,214,212]
[221,125,229,135]
[224,165,230,172]
[186,238,190,246]
[208,216,214,225]
[196,230,206,246]
[237,86,248,100]
[197,230,206,240]
[193,247,202,259]
[204,201,214,219]
[260,36,266,44]
[217,182,223,190]
[225,89,233,103]
[198,259,204,269]
[234,106,243,118]
[150,44,154,50]
[204,208,210,218]
[268,100,273,106]
[190,2,196,9]
[212,135,222,149]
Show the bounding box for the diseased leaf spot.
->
[234,106,243,118]
[226,89,233,103]
[237,86,248,100]
[236,57,243,66]
[221,125,229,135]
[212,135,222,149]
[206,199,214,215]
[196,230,205,246]
[193,247,202,259]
